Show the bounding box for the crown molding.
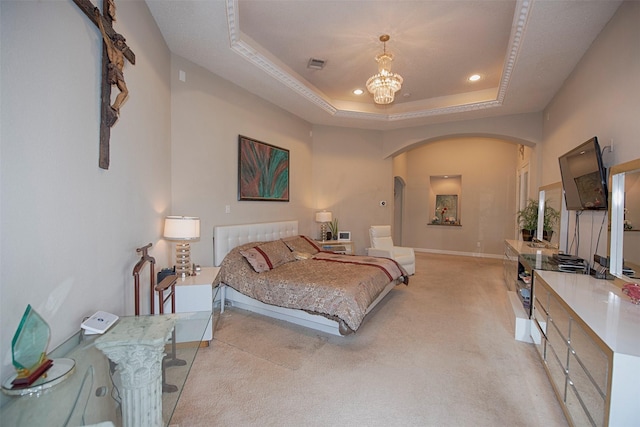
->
[225,0,532,123]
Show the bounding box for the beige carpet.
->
[169,253,568,427]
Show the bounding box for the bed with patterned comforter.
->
[214,235,408,335]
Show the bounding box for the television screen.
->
[558,137,608,210]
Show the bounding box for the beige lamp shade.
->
[163,216,200,240]
[315,211,332,223]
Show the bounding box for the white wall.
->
[383,113,544,253]
[169,54,314,266]
[402,137,517,256]
[168,56,395,259]
[541,1,640,262]
[0,0,171,382]
[310,125,392,254]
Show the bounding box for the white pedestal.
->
[507,291,533,343]
[95,316,175,427]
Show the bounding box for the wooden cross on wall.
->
[73,0,135,169]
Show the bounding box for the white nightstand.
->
[156,266,220,343]
[316,240,354,254]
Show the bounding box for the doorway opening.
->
[394,176,406,245]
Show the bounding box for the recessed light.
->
[468,74,481,82]
[353,89,364,95]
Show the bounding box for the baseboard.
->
[166,341,209,351]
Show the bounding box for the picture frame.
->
[338,231,351,241]
[434,194,458,224]
[238,135,289,202]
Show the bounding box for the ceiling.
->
[146,0,622,130]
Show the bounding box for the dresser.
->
[531,270,640,426]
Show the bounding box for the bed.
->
[213,220,408,336]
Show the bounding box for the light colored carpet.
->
[170,253,568,427]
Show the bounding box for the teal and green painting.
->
[238,136,289,201]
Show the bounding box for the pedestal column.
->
[95,316,175,427]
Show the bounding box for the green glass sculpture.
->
[11,305,52,386]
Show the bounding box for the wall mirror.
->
[609,159,640,280]
[536,182,569,251]
[429,175,461,226]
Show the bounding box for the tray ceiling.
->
[146,0,622,130]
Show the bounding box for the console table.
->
[0,311,211,426]
[503,239,557,342]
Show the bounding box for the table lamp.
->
[315,210,332,241]
[163,216,200,277]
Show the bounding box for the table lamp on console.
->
[163,215,200,277]
[315,210,332,241]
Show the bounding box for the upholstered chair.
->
[367,225,415,275]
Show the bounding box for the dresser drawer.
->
[547,319,569,368]
[532,297,548,335]
[566,380,600,427]
[568,351,605,426]
[532,319,546,360]
[569,322,609,398]
[546,340,568,400]
[547,293,571,340]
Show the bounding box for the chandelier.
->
[366,34,403,105]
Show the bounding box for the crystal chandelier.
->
[366,35,403,105]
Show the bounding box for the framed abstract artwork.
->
[238,135,290,202]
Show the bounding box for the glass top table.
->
[0,311,211,427]
[519,252,589,274]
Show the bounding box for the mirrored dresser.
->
[531,270,640,426]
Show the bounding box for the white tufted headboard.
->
[213,220,299,266]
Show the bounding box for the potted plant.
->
[517,199,561,241]
[516,199,539,241]
[327,218,339,241]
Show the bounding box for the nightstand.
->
[156,266,220,343]
[316,240,354,254]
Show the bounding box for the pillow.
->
[240,240,296,273]
[282,235,321,254]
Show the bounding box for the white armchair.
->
[367,225,415,275]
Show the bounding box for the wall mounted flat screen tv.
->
[558,136,608,211]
